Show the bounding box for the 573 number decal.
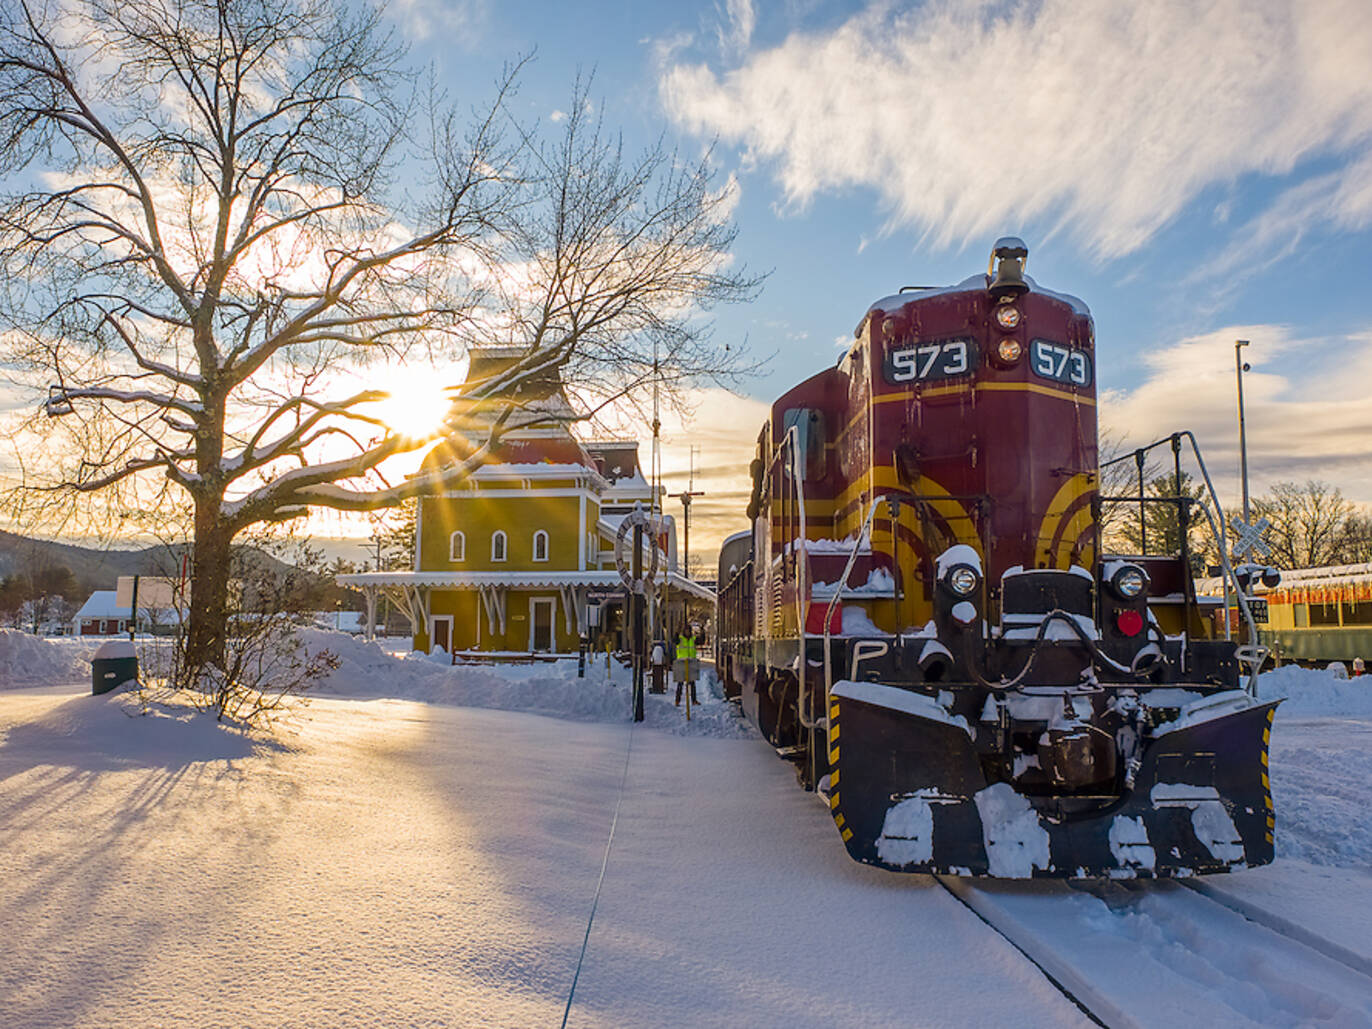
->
[884,339,975,384]
[1031,339,1092,387]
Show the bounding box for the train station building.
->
[338,347,712,657]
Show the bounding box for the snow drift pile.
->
[0,630,100,689]
[1258,664,1372,719]
[294,628,753,739]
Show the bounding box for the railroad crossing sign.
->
[613,504,662,594]
[1230,515,1272,562]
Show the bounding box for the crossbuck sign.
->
[1230,515,1272,562]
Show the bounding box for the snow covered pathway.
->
[1,691,628,1028]
[561,728,1090,1028]
[0,688,1089,1028]
[7,644,1372,1028]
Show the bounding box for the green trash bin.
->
[91,639,138,695]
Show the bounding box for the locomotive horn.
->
[988,237,1029,299]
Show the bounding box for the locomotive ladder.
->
[1100,430,1266,694]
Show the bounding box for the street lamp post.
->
[1235,339,1252,565]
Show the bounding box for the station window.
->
[533,530,549,562]
[491,530,507,562]
[449,531,466,562]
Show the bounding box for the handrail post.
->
[819,496,888,727]
[1135,448,1147,553]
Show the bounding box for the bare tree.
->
[1336,511,1372,565]
[0,0,758,683]
[1252,480,1357,568]
[1108,468,1214,574]
[1097,430,1158,552]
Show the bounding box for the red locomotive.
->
[717,239,1275,877]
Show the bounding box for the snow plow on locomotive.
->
[716,239,1276,879]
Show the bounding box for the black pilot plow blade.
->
[824,681,1278,878]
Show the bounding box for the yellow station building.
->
[340,347,712,656]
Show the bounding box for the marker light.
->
[997,338,1023,362]
[1115,609,1145,637]
[1111,565,1148,600]
[994,306,1022,330]
[946,564,980,596]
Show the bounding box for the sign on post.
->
[1229,516,1272,562]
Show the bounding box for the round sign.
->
[614,506,662,593]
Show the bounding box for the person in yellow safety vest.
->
[674,627,699,707]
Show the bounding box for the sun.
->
[369,364,458,440]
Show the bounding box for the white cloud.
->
[387,0,486,43]
[590,386,769,571]
[1101,324,1372,507]
[705,169,743,225]
[1199,149,1372,286]
[657,387,770,571]
[549,109,566,123]
[661,0,1372,259]
[717,0,757,55]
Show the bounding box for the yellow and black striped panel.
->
[827,696,852,842]
[1261,705,1276,845]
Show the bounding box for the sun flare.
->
[369,365,458,440]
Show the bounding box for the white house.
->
[72,587,184,636]
[72,591,130,636]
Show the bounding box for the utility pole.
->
[678,445,704,578]
[1235,339,1252,563]
[650,340,661,643]
[631,521,645,722]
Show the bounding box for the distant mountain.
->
[0,531,293,595]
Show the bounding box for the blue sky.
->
[383,0,1372,549]
[10,0,1372,565]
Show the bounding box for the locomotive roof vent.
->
[988,236,1029,300]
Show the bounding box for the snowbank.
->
[1257,664,1372,719]
[0,630,100,689]
[1249,664,1372,867]
[0,681,278,768]
[296,628,755,739]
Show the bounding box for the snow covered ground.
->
[2,631,1371,1026]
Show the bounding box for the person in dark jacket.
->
[650,638,668,693]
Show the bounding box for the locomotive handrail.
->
[789,428,809,657]
[819,495,891,727]
[967,609,1167,691]
[1105,431,1263,695]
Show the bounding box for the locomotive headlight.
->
[994,305,1021,330]
[945,564,980,596]
[1110,564,1149,600]
[997,338,1023,362]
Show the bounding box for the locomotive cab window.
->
[1030,338,1092,387]
[781,407,826,480]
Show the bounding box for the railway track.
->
[934,873,1372,1028]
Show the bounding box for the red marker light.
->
[1116,609,1145,637]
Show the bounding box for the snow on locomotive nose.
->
[715,238,1277,878]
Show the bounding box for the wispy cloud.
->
[1197,149,1372,289]
[661,0,1372,260]
[654,387,771,570]
[1101,324,1372,506]
[716,0,756,55]
[386,0,486,43]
